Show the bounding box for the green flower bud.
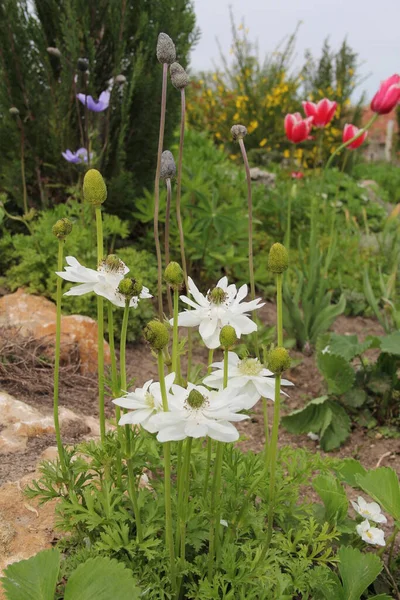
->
[143,320,169,351]
[207,286,227,305]
[83,169,107,206]
[118,277,142,299]
[267,347,291,374]
[231,124,247,142]
[170,62,189,90]
[160,150,176,180]
[156,33,176,65]
[164,261,184,288]
[52,218,73,240]
[219,325,238,349]
[267,243,289,274]
[187,389,206,409]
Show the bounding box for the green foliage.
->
[325,546,383,600]
[0,0,197,211]
[282,331,400,449]
[353,162,400,204]
[356,467,400,522]
[1,549,141,600]
[0,199,157,341]
[1,549,60,600]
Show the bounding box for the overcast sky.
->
[190,0,400,101]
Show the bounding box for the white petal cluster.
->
[56,256,152,308]
[351,496,387,524]
[203,351,293,408]
[174,277,264,349]
[113,374,250,443]
[356,520,385,546]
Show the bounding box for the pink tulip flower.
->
[342,124,368,149]
[302,98,337,127]
[370,75,400,115]
[284,113,314,143]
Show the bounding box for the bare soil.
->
[0,306,399,484]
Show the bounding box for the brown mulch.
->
[0,309,399,484]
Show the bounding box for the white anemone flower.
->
[351,496,387,524]
[173,276,264,349]
[356,520,385,546]
[203,351,293,408]
[151,383,250,442]
[112,372,177,432]
[56,255,152,308]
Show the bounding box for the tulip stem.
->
[154,62,169,320]
[325,114,378,170]
[158,350,176,591]
[54,239,66,474]
[95,207,106,442]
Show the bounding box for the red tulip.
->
[291,171,304,179]
[302,98,337,127]
[284,113,314,143]
[342,124,368,149]
[370,74,400,115]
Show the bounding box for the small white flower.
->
[356,519,385,546]
[220,519,228,527]
[203,351,293,408]
[351,496,387,524]
[151,383,250,443]
[113,372,177,432]
[307,431,319,441]
[56,255,152,308]
[321,345,330,355]
[173,276,264,349]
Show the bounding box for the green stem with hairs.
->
[157,350,176,591]
[95,207,105,442]
[325,114,378,170]
[203,348,215,498]
[120,300,143,543]
[165,178,173,315]
[262,398,269,459]
[208,350,228,579]
[178,437,192,586]
[54,240,66,473]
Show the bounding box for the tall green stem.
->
[203,349,215,498]
[19,126,28,215]
[54,240,66,473]
[107,302,122,485]
[325,114,378,170]
[165,178,173,315]
[178,437,192,577]
[171,288,179,379]
[238,137,259,357]
[157,350,176,591]
[95,207,105,441]
[208,350,228,579]
[154,62,169,319]
[120,300,143,543]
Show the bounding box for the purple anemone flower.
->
[62,147,90,164]
[77,90,110,112]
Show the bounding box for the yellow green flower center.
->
[238,358,262,376]
[187,389,206,409]
[208,287,227,305]
[145,392,155,409]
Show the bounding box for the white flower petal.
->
[64,283,96,296]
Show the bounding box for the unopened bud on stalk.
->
[83,169,107,206]
[118,277,142,299]
[267,347,291,374]
[156,33,176,65]
[143,320,170,350]
[52,218,73,240]
[164,262,184,288]
[170,62,189,90]
[231,124,247,142]
[268,243,289,274]
[160,150,176,180]
[9,106,19,116]
[47,47,61,58]
[219,325,238,349]
[115,74,127,84]
[77,57,89,72]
